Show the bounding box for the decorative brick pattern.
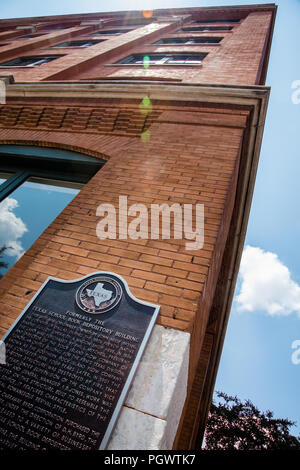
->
[0,105,161,136]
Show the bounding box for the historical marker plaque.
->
[0,272,160,450]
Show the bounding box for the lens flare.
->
[142,96,151,107]
[141,130,150,142]
[143,55,150,69]
[143,10,153,19]
[139,96,153,116]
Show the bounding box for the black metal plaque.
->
[0,272,160,450]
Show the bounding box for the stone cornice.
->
[3,79,269,107]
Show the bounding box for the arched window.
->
[0,145,104,277]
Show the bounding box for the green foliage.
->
[204,391,300,450]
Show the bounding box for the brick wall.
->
[0,97,248,354]
[0,9,273,85]
[0,95,250,447]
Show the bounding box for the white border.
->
[1,271,160,450]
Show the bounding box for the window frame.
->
[0,55,63,68]
[193,19,241,23]
[114,52,208,67]
[15,33,46,40]
[152,37,223,45]
[40,25,71,31]
[177,26,233,33]
[52,39,104,48]
[0,145,104,202]
[93,29,132,35]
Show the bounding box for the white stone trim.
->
[108,325,190,450]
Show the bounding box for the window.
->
[122,22,149,26]
[0,56,62,67]
[111,21,153,27]
[52,40,104,48]
[0,172,14,183]
[15,34,45,40]
[153,37,222,45]
[178,26,233,32]
[0,145,104,277]
[94,29,131,35]
[42,25,70,30]
[193,19,240,23]
[116,53,207,65]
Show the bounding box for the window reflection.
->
[0,177,82,277]
[0,172,14,185]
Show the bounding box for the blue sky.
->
[1,0,300,437]
[0,180,79,273]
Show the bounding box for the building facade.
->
[0,4,276,449]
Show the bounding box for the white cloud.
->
[0,198,27,259]
[235,245,300,317]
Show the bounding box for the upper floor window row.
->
[52,40,104,48]
[154,37,222,45]
[93,29,132,35]
[193,19,240,23]
[116,53,207,66]
[16,33,46,40]
[42,25,70,30]
[0,56,62,67]
[178,26,233,32]
[110,21,154,27]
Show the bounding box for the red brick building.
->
[0,4,276,449]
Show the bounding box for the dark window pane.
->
[42,25,69,30]
[116,53,207,65]
[15,34,45,39]
[0,56,62,67]
[111,21,152,26]
[194,19,240,23]
[53,40,103,48]
[94,29,131,35]
[178,26,233,32]
[154,37,222,44]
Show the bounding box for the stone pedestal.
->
[108,325,190,450]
